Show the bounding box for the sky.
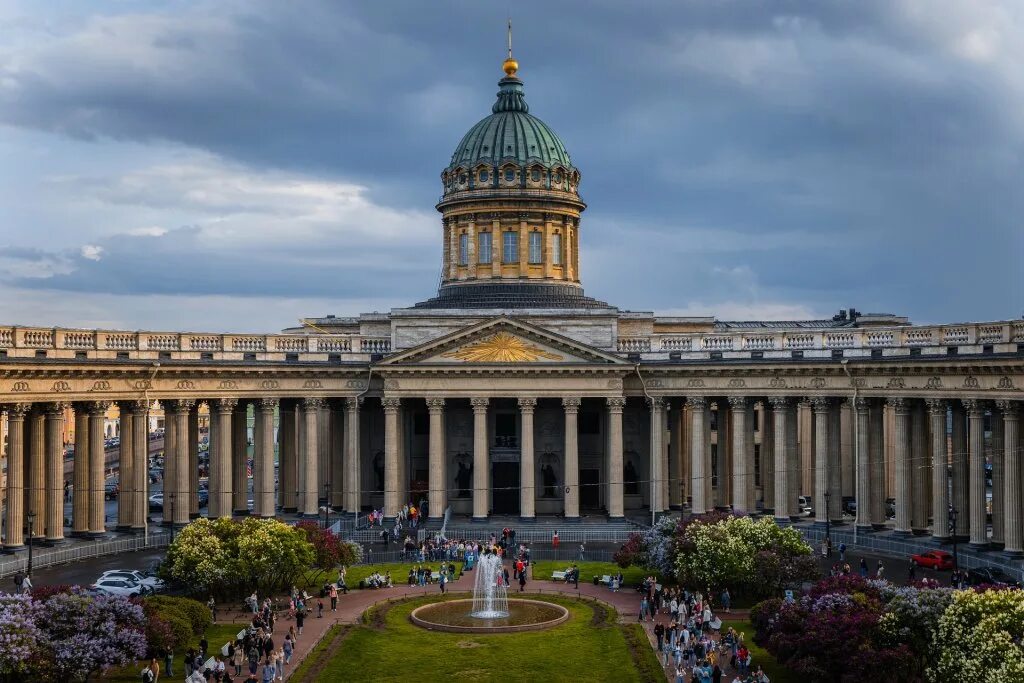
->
[0,0,1021,333]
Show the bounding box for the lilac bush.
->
[0,593,41,679]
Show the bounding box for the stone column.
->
[279,402,297,512]
[116,403,134,530]
[471,398,489,521]
[669,402,683,509]
[745,402,757,512]
[255,398,277,518]
[72,404,90,536]
[811,398,830,526]
[927,400,949,540]
[382,397,401,518]
[991,405,1005,546]
[163,401,178,525]
[3,404,28,548]
[214,399,235,519]
[951,401,969,537]
[869,400,886,528]
[647,397,665,514]
[966,399,987,547]
[28,408,45,538]
[770,397,790,521]
[687,397,707,514]
[911,401,929,534]
[786,399,800,520]
[998,401,1021,555]
[840,400,855,498]
[761,404,775,514]
[131,401,149,531]
[300,398,321,516]
[606,397,626,518]
[208,410,220,519]
[853,398,871,530]
[173,400,194,526]
[798,401,814,497]
[519,398,537,520]
[44,402,66,542]
[88,401,110,535]
[564,397,581,519]
[318,403,330,505]
[345,397,362,513]
[828,402,842,523]
[889,398,912,534]
[729,397,748,513]
[330,403,345,510]
[232,402,248,515]
[188,405,199,518]
[716,405,730,508]
[426,397,446,522]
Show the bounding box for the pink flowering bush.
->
[0,593,41,680]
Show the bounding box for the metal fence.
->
[351,548,616,566]
[0,532,171,579]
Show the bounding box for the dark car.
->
[966,567,1020,588]
[104,480,120,500]
[842,496,857,516]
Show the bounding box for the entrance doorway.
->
[581,469,601,510]
[491,461,520,515]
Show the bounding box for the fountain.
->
[408,548,569,633]
[470,550,509,618]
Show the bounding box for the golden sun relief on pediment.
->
[441,332,563,363]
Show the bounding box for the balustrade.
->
[702,336,734,351]
[742,335,775,350]
[784,334,815,349]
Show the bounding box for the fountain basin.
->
[410,598,569,633]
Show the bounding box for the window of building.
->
[458,233,468,265]
[479,170,489,183]
[531,168,541,182]
[478,231,492,263]
[504,168,516,182]
[503,231,518,263]
[552,233,562,265]
[528,231,542,263]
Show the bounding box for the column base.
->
[69,529,91,538]
[41,538,66,547]
[1003,549,1024,559]
[1,544,27,554]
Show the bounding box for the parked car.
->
[797,495,814,517]
[148,493,163,511]
[98,569,165,593]
[104,480,120,500]
[966,567,1021,588]
[90,577,144,597]
[842,496,857,516]
[910,550,954,570]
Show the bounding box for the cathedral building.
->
[1,49,1022,562]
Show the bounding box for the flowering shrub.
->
[142,596,210,658]
[928,588,1024,683]
[0,593,40,679]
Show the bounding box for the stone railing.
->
[0,327,382,362]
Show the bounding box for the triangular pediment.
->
[378,317,629,366]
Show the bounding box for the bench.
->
[551,571,567,581]
[600,575,613,586]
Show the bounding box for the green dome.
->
[445,75,577,185]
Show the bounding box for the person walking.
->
[518,569,527,592]
[329,584,338,611]
[296,604,305,636]
[439,571,447,594]
[552,530,560,549]
[579,542,585,561]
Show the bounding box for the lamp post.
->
[25,510,36,578]
[948,503,959,572]
[824,490,832,556]
[167,493,176,544]
[323,482,331,531]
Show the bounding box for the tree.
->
[296,521,345,585]
[929,588,1024,683]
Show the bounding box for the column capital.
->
[426,397,446,411]
[302,397,324,411]
[685,396,706,409]
[44,401,69,416]
[562,396,582,412]
[962,398,983,416]
[886,397,909,413]
[727,396,747,410]
[767,396,790,410]
[214,397,238,413]
[646,396,665,410]
[517,397,537,411]
[808,396,831,412]
[854,397,870,413]
[345,396,364,410]
[382,397,401,411]
[994,399,1017,414]
[606,396,626,411]
[3,402,30,419]
[258,397,278,412]
[926,398,946,416]
[470,397,489,412]
[88,400,113,416]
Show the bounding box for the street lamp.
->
[323,482,331,531]
[25,510,36,578]
[948,504,959,572]
[167,493,176,544]
[824,491,832,556]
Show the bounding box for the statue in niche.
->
[453,453,472,498]
[624,453,639,495]
[372,451,385,495]
[540,452,559,498]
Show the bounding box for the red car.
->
[910,550,954,570]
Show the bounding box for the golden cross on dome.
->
[503,18,518,77]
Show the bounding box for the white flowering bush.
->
[928,588,1024,683]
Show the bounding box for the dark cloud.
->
[0,0,1021,324]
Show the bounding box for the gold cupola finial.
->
[502,17,518,77]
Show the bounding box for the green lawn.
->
[720,619,799,683]
[340,562,464,589]
[530,560,653,588]
[296,593,662,683]
[104,623,244,682]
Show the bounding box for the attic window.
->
[506,145,512,151]
[482,146,488,152]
